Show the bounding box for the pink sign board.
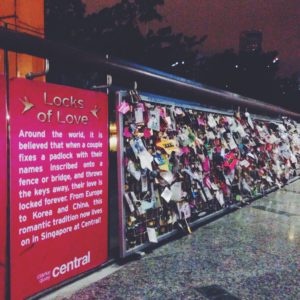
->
[9,78,109,300]
[0,75,7,300]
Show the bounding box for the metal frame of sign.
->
[8,79,109,299]
[117,90,299,258]
[0,75,8,300]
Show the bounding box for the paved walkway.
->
[44,181,300,300]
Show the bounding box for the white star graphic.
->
[20,96,34,114]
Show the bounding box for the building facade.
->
[0,0,44,79]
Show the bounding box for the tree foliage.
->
[45,0,205,75]
[45,0,300,111]
[197,49,300,111]
[45,0,86,43]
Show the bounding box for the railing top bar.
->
[0,26,299,120]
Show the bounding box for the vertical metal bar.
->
[106,92,112,259]
[116,91,126,257]
[3,22,11,300]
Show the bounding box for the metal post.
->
[3,21,11,300]
[116,92,127,257]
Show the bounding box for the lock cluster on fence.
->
[118,92,300,250]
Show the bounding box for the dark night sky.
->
[83,0,300,76]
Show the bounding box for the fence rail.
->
[0,26,299,119]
